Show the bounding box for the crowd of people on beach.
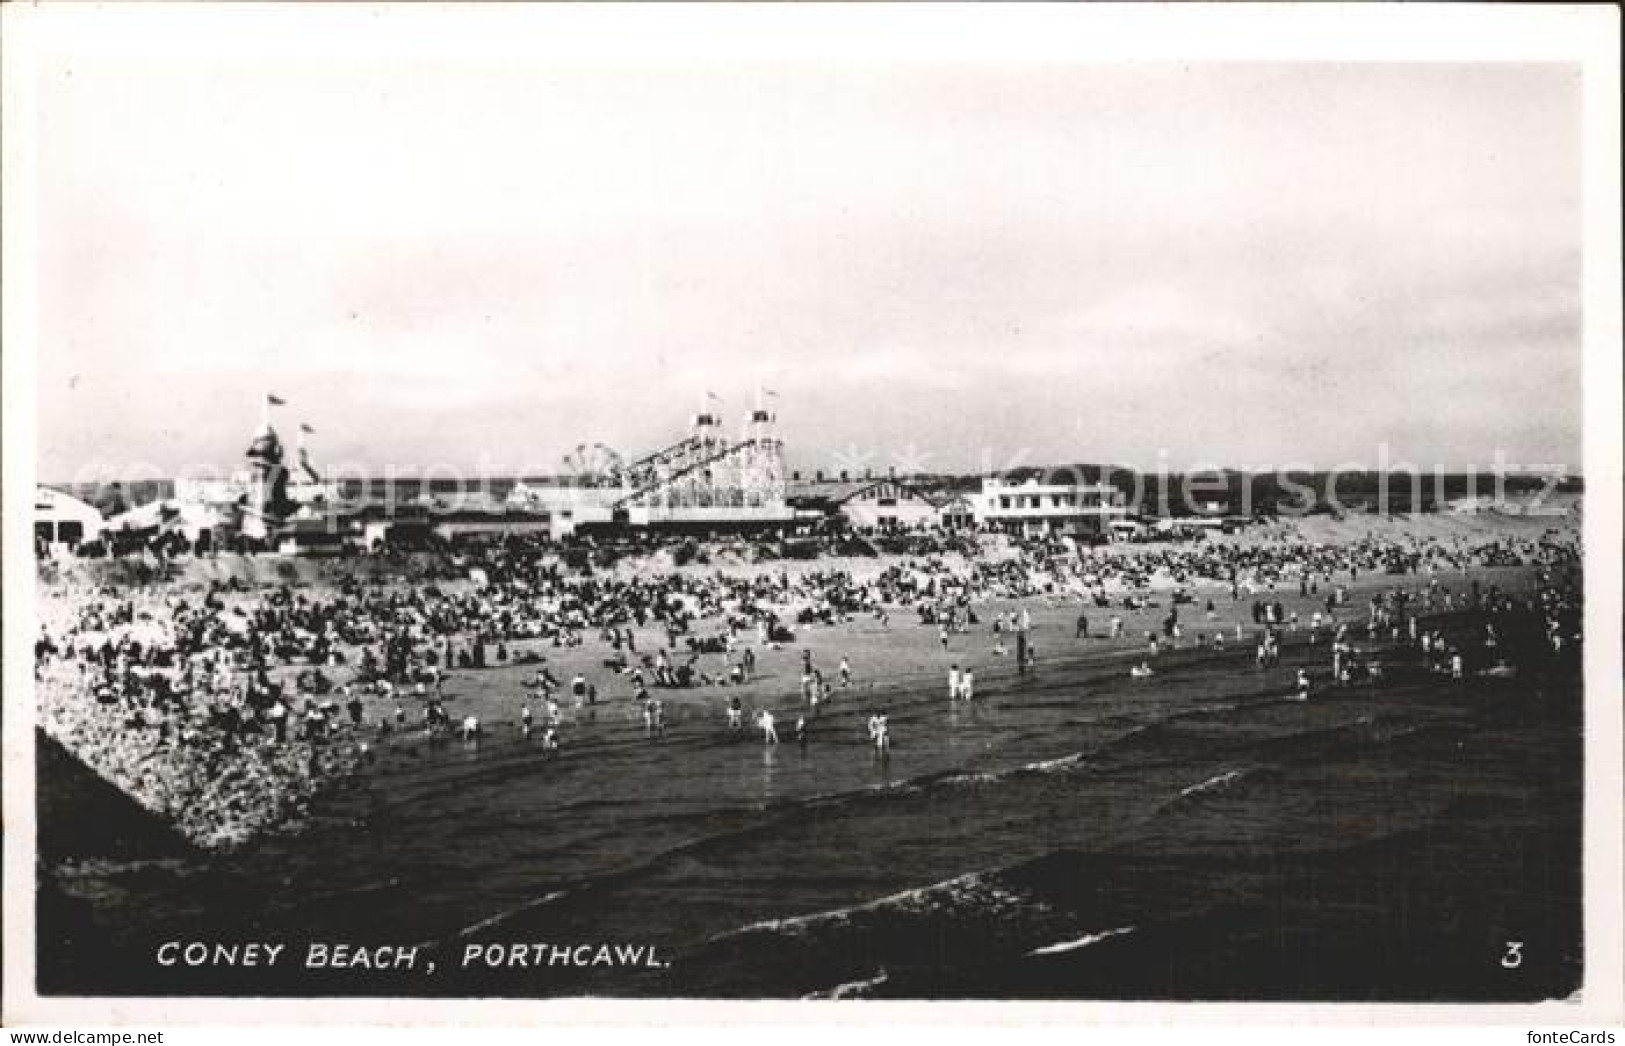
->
[34,523,1582,848]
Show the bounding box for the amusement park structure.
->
[508,397,794,534]
[164,391,795,545]
[173,395,339,542]
[615,406,790,526]
[84,388,1138,552]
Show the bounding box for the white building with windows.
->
[973,475,1129,538]
[932,493,977,531]
[34,487,105,554]
[836,479,940,532]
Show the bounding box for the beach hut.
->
[931,493,977,531]
[34,486,105,554]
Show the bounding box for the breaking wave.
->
[1027,925,1138,956]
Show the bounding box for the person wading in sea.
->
[871,713,891,759]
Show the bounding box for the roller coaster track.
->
[621,436,706,483]
[614,439,773,509]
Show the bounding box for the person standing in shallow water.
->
[872,713,891,758]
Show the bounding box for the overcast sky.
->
[28,21,1582,480]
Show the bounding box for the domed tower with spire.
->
[240,392,294,538]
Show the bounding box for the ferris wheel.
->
[562,442,625,487]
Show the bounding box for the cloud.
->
[31,57,1582,477]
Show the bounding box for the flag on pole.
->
[300,423,315,434]
[266,393,286,406]
[761,387,779,399]
[705,390,722,402]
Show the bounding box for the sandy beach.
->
[33,512,1584,1000]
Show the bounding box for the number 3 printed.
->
[1502,941,1524,968]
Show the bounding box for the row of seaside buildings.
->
[35,472,1158,557]
[38,405,1245,557]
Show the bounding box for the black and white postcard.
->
[3,2,1620,1029]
